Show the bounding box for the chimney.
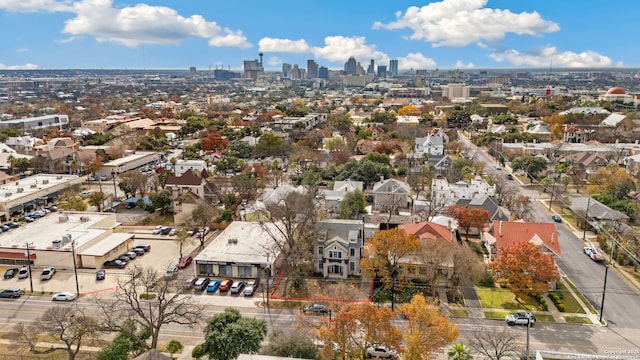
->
[380,175,384,182]
[499,221,503,236]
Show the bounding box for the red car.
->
[219,279,233,291]
[177,255,192,269]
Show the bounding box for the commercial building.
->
[389,59,399,78]
[441,83,471,99]
[0,211,134,269]
[0,174,83,221]
[99,151,160,177]
[0,114,69,131]
[307,60,319,79]
[193,221,282,279]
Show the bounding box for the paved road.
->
[459,134,640,330]
[0,296,638,355]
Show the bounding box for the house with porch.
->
[314,219,365,279]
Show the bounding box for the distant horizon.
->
[1,1,637,70]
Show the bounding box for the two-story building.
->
[314,219,364,279]
[414,128,448,157]
[431,175,496,207]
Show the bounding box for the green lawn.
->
[484,311,510,319]
[549,282,585,314]
[475,287,541,310]
[564,316,592,324]
[534,314,555,323]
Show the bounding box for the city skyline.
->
[0,0,636,70]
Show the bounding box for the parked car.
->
[161,226,173,235]
[3,268,18,279]
[125,251,138,259]
[302,304,329,315]
[243,279,259,296]
[18,266,29,279]
[164,266,179,278]
[22,216,34,223]
[168,228,176,236]
[551,215,562,223]
[193,277,211,291]
[7,222,19,229]
[230,281,245,294]
[96,269,106,281]
[131,248,145,256]
[505,312,536,326]
[103,260,126,269]
[177,255,192,269]
[584,243,604,262]
[206,279,221,293]
[183,277,197,291]
[134,244,151,252]
[1,225,10,232]
[366,345,397,359]
[40,267,56,280]
[0,288,22,298]
[117,255,131,263]
[219,279,233,291]
[152,225,163,235]
[52,292,77,302]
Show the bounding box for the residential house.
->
[484,220,561,261]
[314,219,365,279]
[396,221,458,286]
[431,175,496,207]
[457,195,510,222]
[414,128,447,157]
[372,178,411,211]
[165,169,216,209]
[321,180,364,213]
[569,196,629,227]
[563,124,592,143]
[561,152,608,175]
[366,126,384,140]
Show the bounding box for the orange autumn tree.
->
[360,228,419,293]
[444,204,489,240]
[201,130,228,152]
[397,105,421,116]
[489,241,559,300]
[315,303,402,360]
[399,294,459,360]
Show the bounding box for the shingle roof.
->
[372,178,410,194]
[399,221,455,243]
[492,220,561,257]
[166,168,202,186]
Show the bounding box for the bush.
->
[539,299,548,311]
[476,270,495,287]
[557,303,566,312]
[550,293,560,302]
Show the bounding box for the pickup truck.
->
[584,243,604,262]
[505,312,536,326]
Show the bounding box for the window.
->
[319,261,323,270]
[237,265,252,277]
[54,117,60,123]
[350,248,355,257]
[318,246,323,255]
[218,264,232,276]
[328,265,343,275]
[349,262,355,272]
[329,251,342,259]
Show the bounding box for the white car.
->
[18,266,29,279]
[164,266,179,278]
[152,225,162,235]
[40,267,56,280]
[366,345,397,359]
[52,292,77,302]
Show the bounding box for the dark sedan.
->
[96,269,106,281]
[3,268,18,279]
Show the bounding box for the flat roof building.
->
[0,114,69,131]
[0,211,134,269]
[100,151,160,177]
[0,174,83,221]
[193,221,283,279]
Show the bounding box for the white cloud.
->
[454,60,474,69]
[259,38,311,53]
[489,47,622,68]
[0,0,73,12]
[397,53,436,69]
[16,48,28,53]
[61,0,250,48]
[0,63,38,69]
[55,36,81,43]
[373,0,559,47]
[267,56,282,66]
[311,36,389,63]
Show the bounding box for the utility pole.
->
[600,266,608,324]
[25,242,33,293]
[583,196,591,241]
[525,316,531,359]
[265,253,270,309]
[71,241,80,297]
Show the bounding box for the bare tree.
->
[261,191,317,270]
[469,327,522,360]
[94,265,203,349]
[15,305,100,360]
[186,202,217,248]
[119,170,148,198]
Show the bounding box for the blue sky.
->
[0,0,635,70]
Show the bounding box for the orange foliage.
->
[200,130,228,152]
[489,241,559,300]
[398,105,421,116]
[443,204,489,239]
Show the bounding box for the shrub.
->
[476,270,495,287]
[539,299,548,311]
[557,303,566,312]
[550,293,560,302]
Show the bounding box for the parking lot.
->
[0,234,264,307]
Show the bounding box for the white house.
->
[414,128,447,156]
[431,175,496,207]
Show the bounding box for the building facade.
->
[314,219,364,279]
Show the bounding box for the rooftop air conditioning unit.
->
[56,176,63,180]
[63,234,72,241]
[42,180,49,184]
[16,188,23,193]
[228,238,238,245]
[30,184,37,188]
[58,214,69,222]
[52,239,62,248]
[4,192,11,197]
[80,216,89,222]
